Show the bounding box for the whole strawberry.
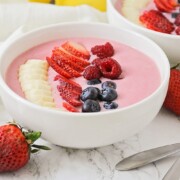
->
[163,63,180,116]
[0,123,50,172]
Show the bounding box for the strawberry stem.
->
[24,131,41,144]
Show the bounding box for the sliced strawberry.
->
[59,86,82,107]
[62,102,79,112]
[154,0,175,12]
[56,59,81,78]
[168,0,180,7]
[139,10,175,34]
[57,85,81,97]
[52,53,84,73]
[52,47,90,68]
[55,75,82,94]
[62,41,90,60]
[58,86,80,99]
[46,57,72,78]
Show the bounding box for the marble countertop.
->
[0,100,180,180]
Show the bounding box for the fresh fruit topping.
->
[97,58,122,79]
[92,58,104,66]
[57,59,81,77]
[103,101,118,109]
[82,99,101,112]
[175,14,180,26]
[55,75,82,106]
[52,53,84,73]
[58,86,82,107]
[175,26,180,35]
[139,10,175,34]
[163,63,180,115]
[87,79,102,85]
[83,65,102,80]
[102,81,117,89]
[121,0,151,24]
[80,87,100,101]
[52,47,90,68]
[99,87,118,101]
[154,0,175,12]
[55,75,82,94]
[62,102,79,112]
[91,42,114,58]
[171,12,179,18]
[46,57,72,78]
[62,41,90,60]
[19,59,56,108]
[0,123,50,172]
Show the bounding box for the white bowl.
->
[0,23,169,148]
[107,0,180,65]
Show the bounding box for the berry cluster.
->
[80,81,118,112]
[139,1,180,35]
[49,41,122,113]
[83,42,122,81]
[80,42,122,112]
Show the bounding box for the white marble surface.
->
[0,99,180,180]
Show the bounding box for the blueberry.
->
[80,87,100,101]
[104,101,118,109]
[171,12,179,18]
[99,87,118,101]
[102,81,116,89]
[82,99,101,112]
[87,79,101,85]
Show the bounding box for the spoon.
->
[116,143,180,171]
[162,157,180,180]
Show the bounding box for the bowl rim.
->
[0,22,170,117]
[107,0,180,39]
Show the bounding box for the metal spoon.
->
[116,143,180,171]
[162,157,180,180]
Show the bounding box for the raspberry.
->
[139,10,174,34]
[175,14,180,26]
[83,66,102,80]
[175,26,180,35]
[92,58,104,66]
[91,42,114,58]
[98,58,122,79]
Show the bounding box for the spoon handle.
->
[163,158,180,180]
[116,143,180,171]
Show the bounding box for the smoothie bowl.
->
[107,0,180,64]
[0,23,169,148]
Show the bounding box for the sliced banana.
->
[121,0,151,24]
[18,59,56,109]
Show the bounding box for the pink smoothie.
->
[6,37,160,111]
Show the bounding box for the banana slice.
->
[121,0,151,24]
[18,59,57,109]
